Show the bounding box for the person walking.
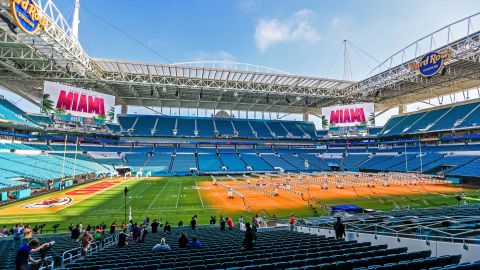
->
[289,214,295,231]
[79,230,94,257]
[333,217,346,239]
[243,222,257,251]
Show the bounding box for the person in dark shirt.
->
[109,222,116,234]
[15,239,52,270]
[151,219,159,233]
[117,230,128,248]
[178,232,188,248]
[334,217,346,239]
[220,217,226,231]
[178,220,183,227]
[243,222,257,251]
[163,222,171,234]
[131,223,140,242]
[71,225,81,240]
[190,215,197,230]
[188,237,202,249]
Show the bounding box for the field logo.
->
[23,197,72,208]
[10,0,48,34]
[409,49,452,77]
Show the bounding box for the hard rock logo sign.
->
[22,197,72,208]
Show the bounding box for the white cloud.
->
[187,50,236,62]
[254,9,320,52]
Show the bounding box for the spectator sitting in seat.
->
[188,237,202,249]
[117,230,128,248]
[152,238,171,252]
[178,232,188,248]
[163,222,171,234]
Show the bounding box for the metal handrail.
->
[61,234,116,267]
[298,224,480,245]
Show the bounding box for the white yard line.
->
[117,183,151,211]
[194,177,204,207]
[147,178,172,209]
[175,179,184,208]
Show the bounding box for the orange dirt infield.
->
[0,178,127,216]
[199,178,462,213]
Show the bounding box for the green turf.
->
[0,176,479,233]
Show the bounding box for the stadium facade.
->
[0,1,478,199]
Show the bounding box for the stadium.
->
[0,0,479,269]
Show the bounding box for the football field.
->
[0,176,479,232]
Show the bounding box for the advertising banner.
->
[44,81,115,118]
[321,103,374,127]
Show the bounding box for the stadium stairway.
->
[59,226,475,270]
[0,233,112,270]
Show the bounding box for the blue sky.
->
[1,0,479,125]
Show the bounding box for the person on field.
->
[152,238,171,252]
[178,232,188,248]
[243,222,257,251]
[15,239,52,270]
[334,217,346,239]
[79,230,94,257]
[178,220,184,227]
